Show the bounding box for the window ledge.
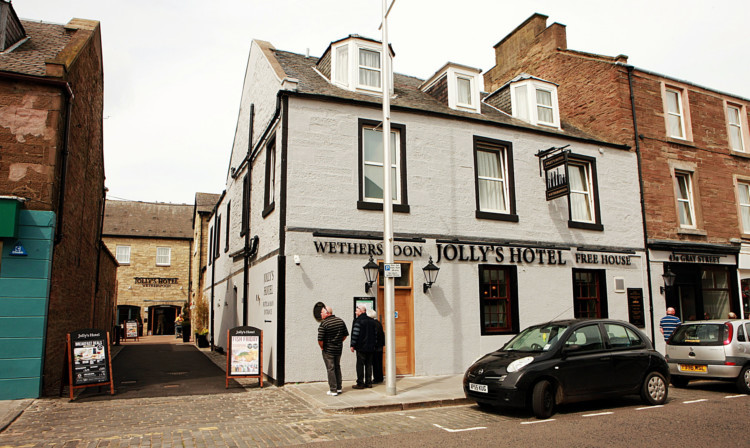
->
[262,203,275,218]
[731,150,750,159]
[664,137,696,148]
[357,201,410,213]
[475,211,519,222]
[480,330,516,336]
[677,227,707,236]
[568,221,604,231]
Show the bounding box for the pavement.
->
[0,335,469,433]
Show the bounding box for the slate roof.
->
[0,20,72,76]
[272,49,615,145]
[194,192,220,215]
[103,200,194,240]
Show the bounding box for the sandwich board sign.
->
[66,329,114,400]
[226,326,263,388]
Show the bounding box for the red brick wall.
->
[94,244,118,335]
[42,25,105,396]
[484,17,750,248]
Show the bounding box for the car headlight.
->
[507,356,534,373]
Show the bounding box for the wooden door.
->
[377,262,414,375]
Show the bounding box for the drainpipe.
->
[0,72,74,243]
[243,104,254,327]
[625,65,657,342]
[91,186,108,326]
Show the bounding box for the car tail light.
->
[723,322,733,346]
[725,361,736,366]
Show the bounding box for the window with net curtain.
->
[156,247,171,266]
[536,89,554,124]
[569,162,594,222]
[335,45,349,86]
[363,126,399,202]
[480,266,511,333]
[457,76,472,106]
[675,171,695,227]
[702,267,730,320]
[739,182,750,232]
[727,105,745,151]
[666,89,685,139]
[476,148,508,213]
[115,246,130,264]
[358,48,381,89]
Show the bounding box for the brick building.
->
[189,193,219,334]
[102,200,193,337]
[484,14,750,347]
[0,1,113,399]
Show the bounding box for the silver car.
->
[665,319,750,393]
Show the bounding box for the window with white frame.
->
[358,119,408,211]
[115,246,130,265]
[335,45,349,86]
[510,79,560,129]
[358,48,381,90]
[569,162,594,223]
[665,88,686,139]
[362,125,398,202]
[456,76,473,107]
[738,182,750,232]
[473,137,517,220]
[727,104,745,151]
[156,247,171,266]
[675,171,696,228]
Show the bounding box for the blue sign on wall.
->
[10,241,27,256]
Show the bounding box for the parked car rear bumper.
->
[668,362,742,379]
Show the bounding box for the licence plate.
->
[679,364,707,373]
[469,383,488,393]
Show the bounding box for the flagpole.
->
[381,0,396,396]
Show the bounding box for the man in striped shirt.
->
[660,307,681,341]
[318,306,349,396]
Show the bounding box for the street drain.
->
[163,384,180,388]
[121,380,137,384]
[165,371,188,376]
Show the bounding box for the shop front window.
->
[479,265,519,335]
[702,268,730,320]
[742,279,750,318]
[573,269,608,318]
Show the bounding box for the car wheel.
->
[737,365,750,394]
[531,380,555,419]
[641,371,668,405]
[670,375,690,388]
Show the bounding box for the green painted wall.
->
[0,210,54,400]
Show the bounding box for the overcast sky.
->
[18,0,750,204]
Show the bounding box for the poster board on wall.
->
[226,326,263,388]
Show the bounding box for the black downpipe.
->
[91,187,108,326]
[626,65,657,342]
[243,104,254,327]
[276,95,289,386]
[54,88,74,244]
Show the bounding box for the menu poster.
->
[226,326,263,388]
[71,329,109,385]
[627,288,646,328]
[67,329,114,399]
[125,321,138,339]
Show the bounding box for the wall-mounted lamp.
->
[660,265,676,294]
[422,256,440,293]
[363,255,379,293]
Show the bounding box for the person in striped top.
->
[660,307,681,341]
[318,306,349,396]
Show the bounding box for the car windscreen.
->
[503,323,569,352]
[669,323,724,346]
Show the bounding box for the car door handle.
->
[599,356,611,361]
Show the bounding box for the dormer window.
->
[420,63,482,114]
[508,76,561,129]
[326,36,393,95]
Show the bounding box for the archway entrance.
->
[149,305,180,336]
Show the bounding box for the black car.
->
[464,319,669,418]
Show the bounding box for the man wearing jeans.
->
[350,305,377,389]
[318,306,349,396]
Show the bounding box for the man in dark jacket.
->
[350,305,377,389]
[318,306,348,396]
[368,309,385,384]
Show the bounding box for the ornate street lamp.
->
[661,265,676,294]
[422,256,440,293]
[363,255,379,293]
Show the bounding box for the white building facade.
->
[205,37,651,385]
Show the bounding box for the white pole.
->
[381,0,396,396]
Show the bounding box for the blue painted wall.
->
[0,210,54,400]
